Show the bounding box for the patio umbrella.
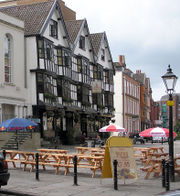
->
[0,118,38,149]
[139,127,177,138]
[99,124,127,133]
[0,117,38,131]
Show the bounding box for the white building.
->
[114,56,140,135]
[0,11,29,123]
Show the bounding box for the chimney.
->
[136,70,141,74]
[119,55,126,67]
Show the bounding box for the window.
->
[44,75,53,94]
[104,70,109,84]
[38,39,44,58]
[105,93,113,107]
[104,93,108,106]
[37,73,44,93]
[79,36,85,50]
[93,93,103,106]
[71,84,77,101]
[82,86,89,104]
[57,79,62,97]
[72,57,78,72]
[57,49,62,65]
[46,43,52,60]
[97,94,103,106]
[94,65,98,79]
[77,58,82,73]
[77,85,82,102]
[62,80,71,100]
[64,52,71,67]
[109,71,113,85]
[49,19,58,39]
[101,49,105,61]
[94,64,103,80]
[4,34,12,83]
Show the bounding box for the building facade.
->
[0,11,29,122]
[0,0,114,144]
[114,56,140,135]
[134,70,152,131]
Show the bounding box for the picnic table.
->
[5,150,35,169]
[140,152,168,179]
[144,152,168,167]
[133,147,165,164]
[37,149,68,154]
[5,150,104,178]
[61,153,104,177]
[75,147,92,154]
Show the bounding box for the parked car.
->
[152,136,168,143]
[0,151,10,188]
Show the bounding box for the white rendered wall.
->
[97,39,113,70]
[43,10,69,48]
[0,12,28,121]
[25,37,37,106]
[114,71,123,127]
[74,28,94,62]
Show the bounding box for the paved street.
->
[1,141,180,196]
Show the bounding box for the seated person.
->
[80,132,87,146]
[95,134,103,146]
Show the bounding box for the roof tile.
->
[65,20,83,44]
[90,33,103,56]
[0,1,54,36]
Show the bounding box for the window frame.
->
[79,36,85,50]
[49,19,58,39]
[4,34,13,83]
[101,48,105,61]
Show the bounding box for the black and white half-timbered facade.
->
[0,0,115,145]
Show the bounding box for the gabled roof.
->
[90,33,103,56]
[0,0,70,46]
[91,32,114,73]
[65,19,95,60]
[133,72,146,84]
[65,19,84,44]
[0,1,54,36]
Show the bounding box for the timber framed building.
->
[0,0,114,144]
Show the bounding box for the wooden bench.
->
[63,163,100,178]
[20,160,68,174]
[140,159,163,179]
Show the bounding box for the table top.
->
[37,149,68,153]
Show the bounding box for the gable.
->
[97,35,113,70]
[0,1,54,36]
[42,9,69,48]
[73,21,94,63]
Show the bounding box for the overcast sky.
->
[65,0,180,101]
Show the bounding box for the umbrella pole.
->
[16,130,18,150]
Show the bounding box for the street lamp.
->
[161,64,178,182]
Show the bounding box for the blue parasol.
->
[0,118,38,131]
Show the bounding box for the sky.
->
[65,0,180,101]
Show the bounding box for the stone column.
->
[15,105,19,117]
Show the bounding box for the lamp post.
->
[161,65,178,182]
